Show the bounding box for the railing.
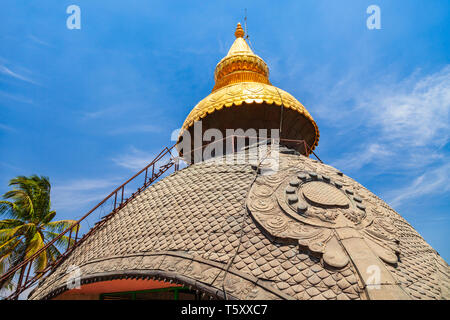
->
[0,136,321,300]
[1,144,179,300]
[179,134,322,163]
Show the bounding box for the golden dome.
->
[179,23,320,155]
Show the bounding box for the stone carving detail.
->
[219,274,257,299]
[302,182,349,207]
[323,235,349,268]
[159,256,191,273]
[142,255,165,270]
[276,172,372,230]
[247,167,400,268]
[184,261,222,284]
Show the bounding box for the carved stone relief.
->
[247,163,400,268]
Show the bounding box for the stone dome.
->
[27,23,449,301]
[29,147,450,300]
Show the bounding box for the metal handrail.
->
[179,135,320,162]
[1,136,321,299]
[1,144,178,299]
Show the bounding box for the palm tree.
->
[0,175,79,290]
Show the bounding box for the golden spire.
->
[234,22,245,38]
[178,23,320,156]
[212,23,270,92]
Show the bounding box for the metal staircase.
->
[0,136,320,300]
[0,144,179,300]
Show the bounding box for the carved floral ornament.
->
[247,169,401,269]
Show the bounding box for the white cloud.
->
[112,146,156,171]
[0,162,22,172]
[51,147,175,217]
[28,35,52,47]
[51,178,120,212]
[81,106,120,120]
[315,65,450,207]
[0,123,16,132]
[367,65,450,148]
[80,107,163,135]
[332,143,393,171]
[386,162,450,208]
[53,178,119,191]
[108,124,162,135]
[112,146,175,173]
[0,90,33,104]
[325,65,449,167]
[0,64,39,85]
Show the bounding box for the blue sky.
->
[1,1,449,261]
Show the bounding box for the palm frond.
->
[0,201,20,219]
[0,241,27,289]
[0,219,23,229]
[46,244,62,263]
[34,251,48,273]
[0,236,22,253]
[41,211,56,224]
[0,175,69,284]
[0,223,34,243]
[45,220,78,233]
[0,238,22,275]
[43,231,73,250]
[31,176,51,221]
[2,189,33,220]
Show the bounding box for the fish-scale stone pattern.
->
[302,159,449,300]
[91,163,249,257]
[337,177,449,300]
[30,151,449,300]
[30,163,254,299]
[384,209,449,300]
[31,158,362,300]
[230,207,362,300]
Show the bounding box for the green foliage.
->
[0,175,79,290]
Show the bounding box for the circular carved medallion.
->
[302,181,349,208]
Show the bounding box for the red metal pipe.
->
[66,228,73,251]
[24,260,32,284]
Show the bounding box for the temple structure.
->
[28,23,449,300]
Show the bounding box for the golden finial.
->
[235,22,245,38]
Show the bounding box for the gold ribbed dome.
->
[179,23,320,155]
